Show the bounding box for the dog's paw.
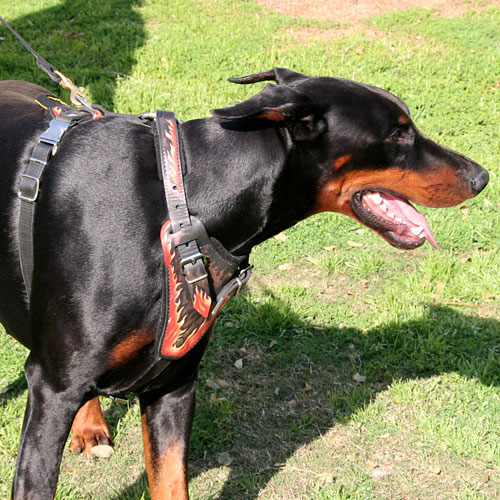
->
[70,425,112,454]
[70,398,112,454]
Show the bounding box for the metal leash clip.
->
[54,70,92,109]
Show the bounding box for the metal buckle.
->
[29,156,47,165]
[18,174,40,203]
[180,252,208,284]
[40,119,70,146]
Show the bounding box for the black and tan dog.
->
[0,68,488,499]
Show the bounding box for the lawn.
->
[0,0,499,498]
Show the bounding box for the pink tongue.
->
[366,192,440,249]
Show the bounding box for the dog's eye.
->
[388,129,404,142]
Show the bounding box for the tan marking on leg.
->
[141,413,189,500]
[70,398,111,454]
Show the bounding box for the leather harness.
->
[18,97,251,375]
[153,110,251,360]
[18,95,104,295]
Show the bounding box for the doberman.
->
[0,68,488,499]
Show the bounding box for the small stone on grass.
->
[90,445,114,459]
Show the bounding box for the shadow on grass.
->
[0,0,145,108]
[111,291,499,499]
[0,374,26,407]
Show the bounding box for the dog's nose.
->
[470,167,489,195]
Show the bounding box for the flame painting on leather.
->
[35,94,103,119]
[158,221,244,359]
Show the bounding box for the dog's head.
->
[212,68,489,249]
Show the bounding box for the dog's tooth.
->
[410,226,424,235]
[387,211,395,219]
[369,192,383,205]
[379,202,387,213]
[395,217,403,223]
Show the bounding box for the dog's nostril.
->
[471,168,489,194]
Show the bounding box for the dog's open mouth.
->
[351,190,439,250]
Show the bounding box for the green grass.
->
[0,0,499,498]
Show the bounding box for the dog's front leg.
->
[139,378,197,500]
[11,354,86,500]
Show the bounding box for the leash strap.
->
[0,15,92,107]
[0,15,61,84]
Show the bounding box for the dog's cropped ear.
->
[227,67,309,86]
[211,84,326,142]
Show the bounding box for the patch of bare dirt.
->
[258,0,500,24]
[282,25,386,43]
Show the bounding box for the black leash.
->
[0,14,60,83]
[0,14,91,107]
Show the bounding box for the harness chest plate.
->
[154,111,251,360]
[158,221,247,359]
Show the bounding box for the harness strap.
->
[155,112,190,232]
[19,130,68,294]
[129,112,253,389]
[18,96,102,296]
[154,111,208,285]
[17,103,252,392]
[154,112,252,360]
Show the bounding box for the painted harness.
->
[18,97,251,375]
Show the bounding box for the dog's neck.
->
[179,117,319,256]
